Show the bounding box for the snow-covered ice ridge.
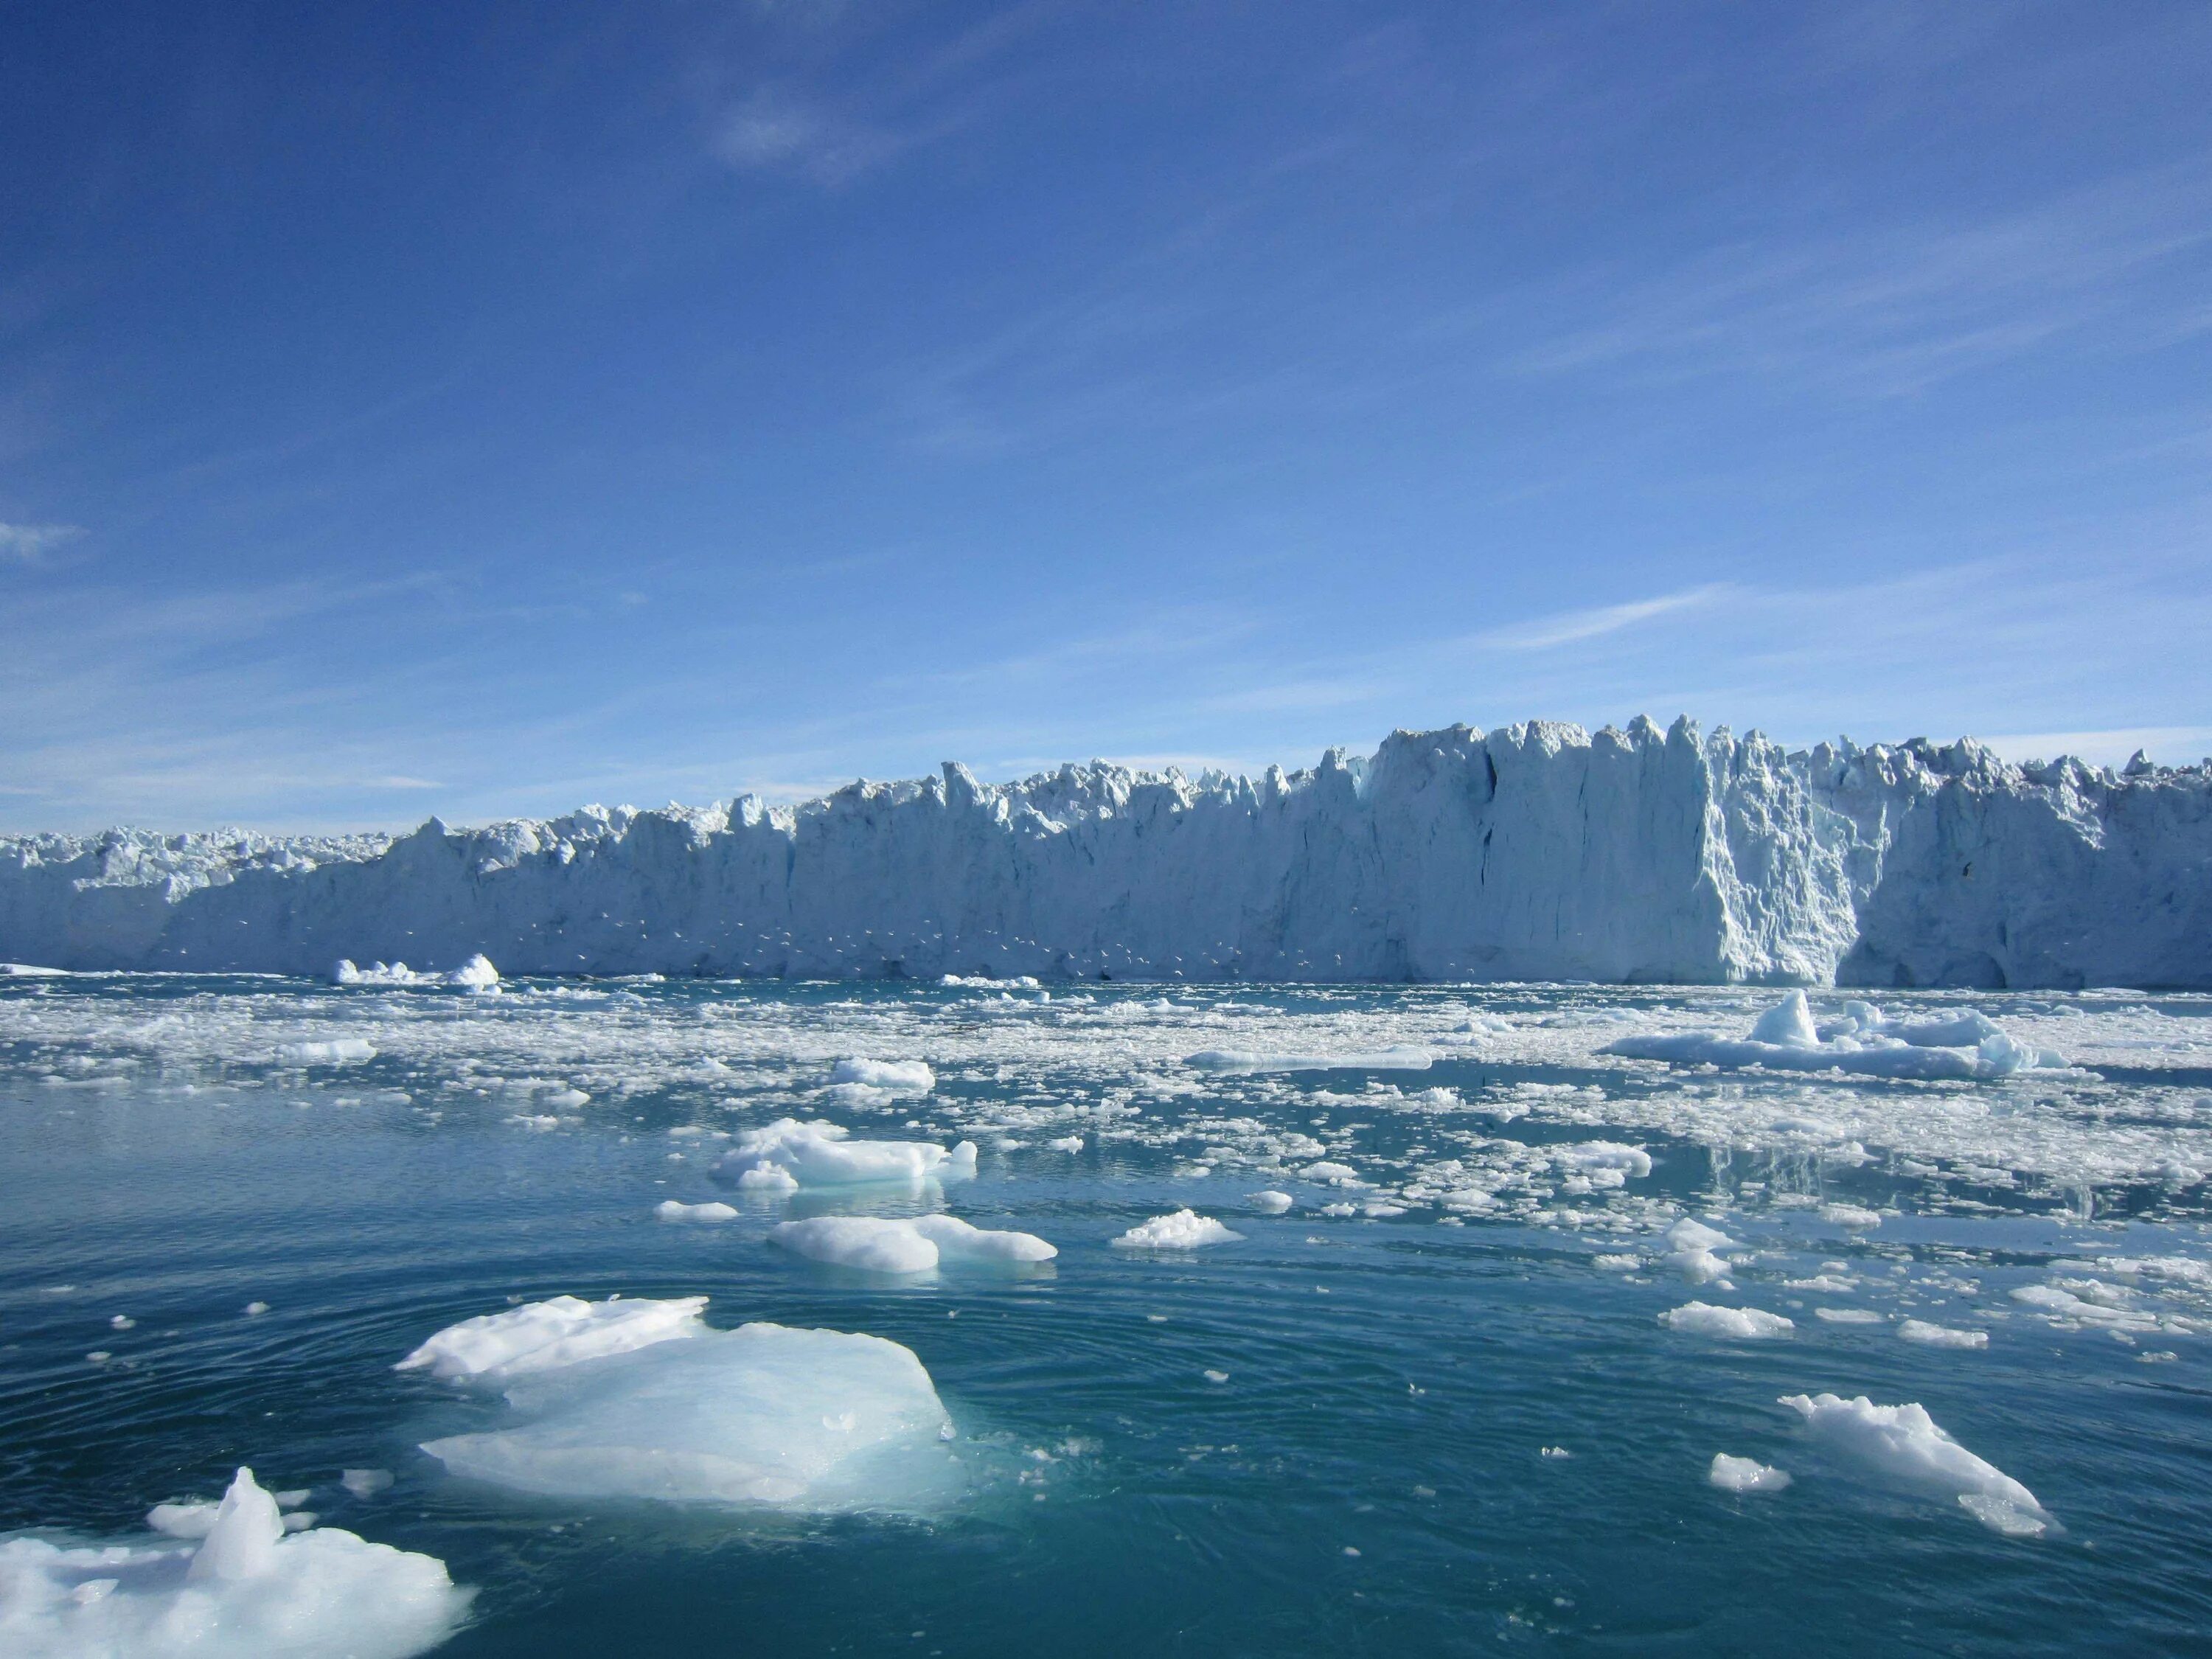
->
[5,717,2209,986]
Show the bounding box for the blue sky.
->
[2,1,2209,832]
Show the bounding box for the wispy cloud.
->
[1470,584,1735,650]
[0,521,83,563]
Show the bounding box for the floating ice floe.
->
[0,962,66,977]
[1709,1454,1792,1492]
[1659,1217,1736,1284]
[1604,990,2067,1080]
[1898,1320,1989,1349]
[826,1057,936,1093]
[655,1200,740,1225]
[1662,1302,1794,1338]
[1779,1392,2052,1536]
[406,1298,961,1512]
[1112,1210,1243,1250]
[770,1214,1055,1274]
[713,1119,975,1189]
[274,1037,377,1065]
[396,1293,709,1383]
[1182,1048,1433,1074]
[1248,1190,1295,1214]
[0,1467,467,1659]
[1818,1203,1882,1228]
[331,953,499,992]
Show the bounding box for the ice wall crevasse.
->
[2,718,2207,987]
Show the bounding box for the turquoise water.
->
[4,975,2211,1655]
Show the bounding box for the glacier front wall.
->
[4,719,2208,988]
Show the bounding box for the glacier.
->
[3,717,2208,987]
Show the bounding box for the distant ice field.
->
[4,973,2211,1655]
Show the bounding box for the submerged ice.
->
[410,1298,961,1512]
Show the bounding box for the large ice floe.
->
[1604,990,2069,1079]
[1780,1393,2053,1537]
[403,1296,962,1512]
[7,720,2209,987]
[713,1119,976,1189]
[771,1214,1056,1273]
[0,1467,468,1658]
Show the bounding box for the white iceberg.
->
[1708,1454,1792,1492]
[1661,1302,1793,1339]
[1607,990,2068,1079]
[1111,1210,1243,1250]
[0,1467,467,1659]
[1779,1392,2051,1536]
[714,1119,976,1189]
[655,1200,740,1224]
[770,1214,1055,1274]
[1660,1217,1736,1284]
[410,1304,961,1513]
[396,1293,708,1383]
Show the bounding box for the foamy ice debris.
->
[1112,1210,1243,1250]
[714,1119,975,1189]
[1183,1048,1433,1074]
[1709,1454,1792,1493]
[1662,1302,1794,1339]
[1660,1218,1736,1284]
[406,1296,962,1512]
[330,953,499,992]
[1605,990,2067,1079]
[1780,1393,2052,1537]
[655,1200,740,1224]
[826,1057,936,1094]
[771,1214,1055,1274]
[0,1467,467,1659]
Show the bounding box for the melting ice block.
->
[1709,1454,1792,1492]
[826,1057,935,1093]
[771,1214,1056,1274]
[411,1304,961,1513]
[1661,1302,1793,1338]
[1112,1210,1243,1249]
[714,1119,976,1188]
[396,1293,708,1383]
[1606,991,2067,1079]
[0,1467,467,1659]
[1780,1392,2051,1536]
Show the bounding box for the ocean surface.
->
[4,972,2211,1655]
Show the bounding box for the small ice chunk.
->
[341,1468,394,1499]
[1661,1302,1794,1339]
[1819,1203,1882,1228]
[827,1058,936,1093]
[418,1320,961,1513]
[1779,1393,2051,1534]
[714,1118,974,1188]
[655,1200,740,1224]
[1709,1454,1792,1493]
[147,1500,220,1540]
[275,1037,377,1064]
[1046,1136,1085,1153]
[0,1467,467,1656]
[1112,1210,1243,1250]
[1898,1319,1989,1349]
[1748,990,1820,1048]
[1593,1253,1641,1271]
[396,1294,709,1383]
[1203,1369,1229,1384]
[1559,1141,1652,1178]
[443,953,500,992]
[1248,1191,1295,1214]
[771,1214,1056,1275]
[1814,1307,1886,1324]
[1661,1217,1735,1284]
[243,1301,271,1316]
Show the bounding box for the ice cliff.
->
[4,717,2208,987]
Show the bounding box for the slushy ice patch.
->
[0,1467,467,1659]
[409,1298,963,1512]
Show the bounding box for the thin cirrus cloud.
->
[0,522,83,562]
[1468,585,1736,650]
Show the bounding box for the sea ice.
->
[0,1467,467,1659]
[1897,1320,1989,1349]
[655,1200,740,1224]
[1661,1302,1794,1338]
[1709,1454,1792,1492]
[827,1058,936,1093]
[1112,1210,1244,1250]
[770,1214,1055,1274]
[415,1313,961,1512]
[396,1293,708,1383]
[1248,1191,1295,1214]
[714,1119,976,1188]
[1605,990,2067,1080]
[1183,1048,1433,1074]
[274,1037,377,1065]
[1818,1204,1882,1228]
[1778,1393,2051,1535]
[1660,1217,1736,1284]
